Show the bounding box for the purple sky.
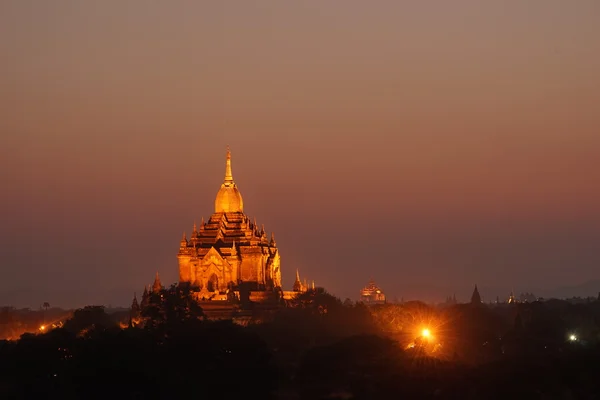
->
[1,1,599,308]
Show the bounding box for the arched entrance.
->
[207,273,219,292]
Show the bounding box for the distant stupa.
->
[471,285,482,305]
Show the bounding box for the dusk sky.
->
[1,1,599,308]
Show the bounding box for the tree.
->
[42,302,50,326]
[141,284,204,330]
[62,306,117,336]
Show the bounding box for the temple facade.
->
[176,148,282,300]
[360,279,386,304]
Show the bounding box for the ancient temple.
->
[177,148,282,301]
[292,269,315,293]
[360,279,386,304]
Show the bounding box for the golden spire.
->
[224,145,233,185]
[293,269,303,292]
[214,146,244,213]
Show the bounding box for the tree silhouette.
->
[141,284,204,331]
[62,306,117,336]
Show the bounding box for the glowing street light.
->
[569,334,577,342]
[421,328,431,338]
[39,325,46,332]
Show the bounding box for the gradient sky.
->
[1,1,599,308]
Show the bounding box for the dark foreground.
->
[1,288,599,399]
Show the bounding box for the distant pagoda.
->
[471,284,482,305]
[360,279,386,304]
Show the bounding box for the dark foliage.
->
[62,305,117,336]
[2,295,600,399]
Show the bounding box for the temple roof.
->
[360,279,383,296]
[214,147,244,213]
[179,147,278,258]
[191,211,271,247]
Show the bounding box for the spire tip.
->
[224,146,233,182]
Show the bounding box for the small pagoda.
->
[360,279,386,304]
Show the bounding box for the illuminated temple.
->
[175,148,300,305]
[360,279,386,305]
[133,148,312,321]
